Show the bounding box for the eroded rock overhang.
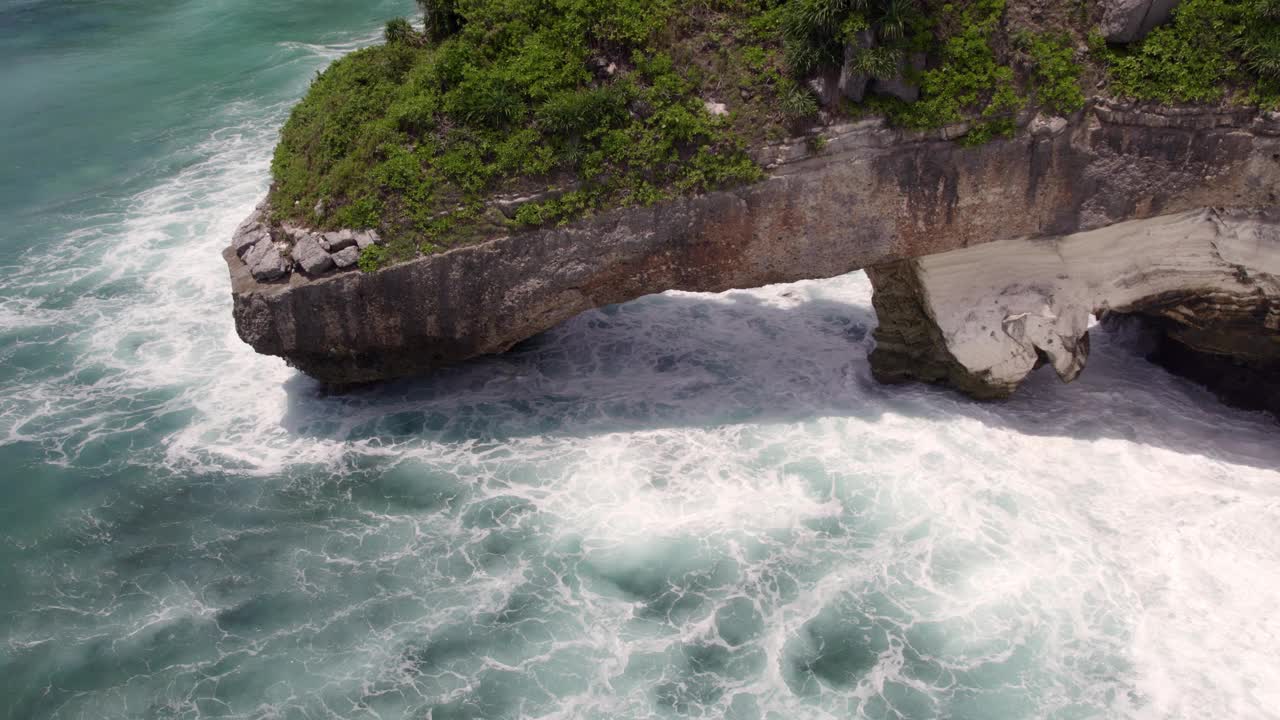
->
[227,101,1280,387]
[868,208,1280,405]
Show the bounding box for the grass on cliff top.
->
[270,0,1096,270]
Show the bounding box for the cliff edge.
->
[230,102,1280,397]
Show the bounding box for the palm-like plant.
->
[1243,32,1280,79]
[876,0,914,42]
[1240,0,1280,80]
[417,0,464,43]
[848,45,904,76]
[782,0,919,79]
[1249,0,1280,19]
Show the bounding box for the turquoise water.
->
[3,2,1280,718]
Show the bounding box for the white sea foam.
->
[2,16,1280,720]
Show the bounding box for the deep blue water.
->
[2,2,1280,718]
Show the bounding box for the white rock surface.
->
[909,209,1280,393]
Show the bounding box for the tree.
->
[417,0,464,43]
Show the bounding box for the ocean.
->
[1,1,1279,718]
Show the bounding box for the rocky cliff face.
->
[228,101,1280,391]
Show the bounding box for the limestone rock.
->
[332,245,361,269]
[321,230,357,252]
[1101,0,1181,43]
[233,224,269,258]
[292,234,335,275]
[232,204,272,257]
[867,209,1280,399]
[1029,114,1070,137]
[243,240,290,282]
[354,230,381,249]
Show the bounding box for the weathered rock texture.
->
[868,209,1280,404]
[228,101,1280,387]
[1100,0,1182,43]
[229,212,381,283]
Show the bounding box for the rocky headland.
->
[227,0,1280,418]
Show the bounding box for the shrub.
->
[357,245,387,272]
[384,18,419,46]
[891,0,1024,130]
[1018,32,1086,115]
[780,0,926,77]
[535,86,632,136]
[779,79,820,119]
[1092,0,1280,103]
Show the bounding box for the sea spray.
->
[2,1,1280,718]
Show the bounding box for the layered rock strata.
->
[228,102,1280,387]
[867,209,1280,404]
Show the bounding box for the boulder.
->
[332,245,361,269]
[233,224,269,257]
[703,100,729,116]
[243,240,290,282]
[355,230,381,249]
[321,230,357,252]
[1101,0,1181,43]
[232,205,272,257]
[1029,114,1070,137]
[292,234,335,275]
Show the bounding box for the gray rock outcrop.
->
[1101,0,1181,43]
[837,31,877,103]
[229,211,380,283]
[226,100,1280,389]
[332,246,361,269]
[292,235,335,276]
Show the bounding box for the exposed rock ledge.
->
[228,101,1280,389]
[868,208,1280,405]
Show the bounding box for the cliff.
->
[228,101,1280,398]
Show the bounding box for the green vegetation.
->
[1019,32,1087,115]
[1092,0,1280,103]
[273,0,784,268]
[883,0,1024,141]
[777,0,931,79]
[269,0,1091,270]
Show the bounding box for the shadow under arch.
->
[277,272,1280,472]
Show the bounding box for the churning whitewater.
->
[2,2,1279,718]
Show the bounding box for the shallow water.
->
[2,2,1279,718]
